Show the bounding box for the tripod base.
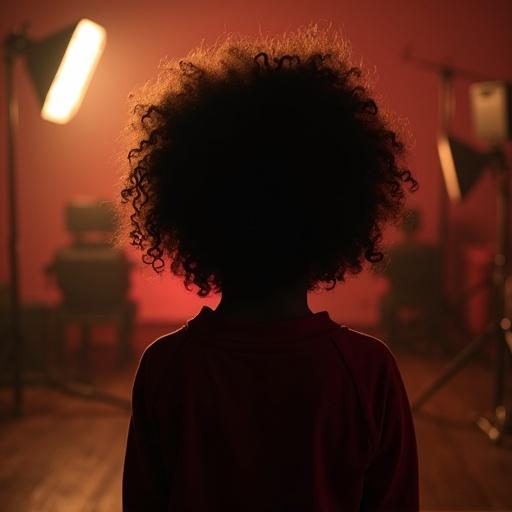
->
[412,327,489,413]
[477,406,512,444]
[412,321,511,444]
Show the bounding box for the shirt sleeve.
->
[360,354,419,512]
[123,350,168,511]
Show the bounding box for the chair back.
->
[51,246,130,314]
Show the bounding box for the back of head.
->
[120,24,418,297]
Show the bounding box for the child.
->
[120,24,419,511]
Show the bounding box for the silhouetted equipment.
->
[3,20,122,414]
[66,200,116,235]
[1,278,55,381]
[47,200,136,380]
[403,48,490,293]
[438,134,504,202]
[16,19,106,123]
[379,209,446,353]
[412,78,511,443]
[470,82,512,143]
[0,288,51,376]
[437,80,510,215]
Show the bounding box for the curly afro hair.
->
[120,24,418,297]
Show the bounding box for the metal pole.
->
[475,153,511,443]
[437,69,455,304]
[492,155,509,413]
[4,39,23,416]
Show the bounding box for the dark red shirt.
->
[123,306,419,511]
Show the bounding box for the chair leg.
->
[54,316,67,373]
[118,306,135,366]
[78,323,92,382]
[380,294,399,348]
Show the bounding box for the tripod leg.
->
[477,326,512,443]
[412,327,491,412]
[494,323,508,411]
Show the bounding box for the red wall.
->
[1,0,511,324]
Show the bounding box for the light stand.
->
[403,50,512,443]
[3,23,130,415]
[403,48,489,290]
[400,51,492,353]
[412,135,511,443]
[4,30,23,416]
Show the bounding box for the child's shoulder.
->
[333,325,396,368]
[330,326,402,399]
[139,324,190,367]
[332,327,406,444]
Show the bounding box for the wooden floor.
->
[1,324,511,512]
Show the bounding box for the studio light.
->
[24,19,106,124]
[437,134,491,202]
[3,19,106,414]
[438,81,511,203]
[420,82,511,443]
[405,52,512,443]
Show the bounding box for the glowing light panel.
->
[437,135,461,202]
[41,19,106,124]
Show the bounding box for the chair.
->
[379,241,447,352]
[47,200,136,380]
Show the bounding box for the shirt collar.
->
[186,305,341,342]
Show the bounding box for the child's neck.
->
[215,281,312,323]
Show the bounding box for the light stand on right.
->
[412,81,512,444]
